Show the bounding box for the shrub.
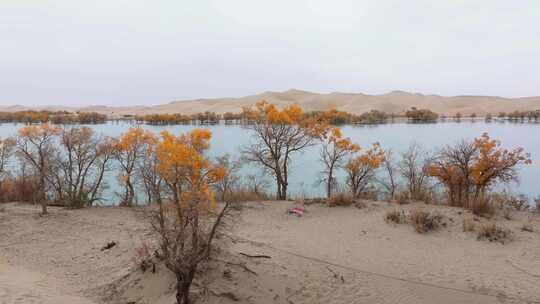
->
[131,241,154,273]
[521,223,534,232]
[477,223,512,243]
[462,215,476,232]
[506,195,530,211]
[0,175,40,203]
[471,196,494,218]
[228,188,271,203]
[409,208,443,233]
[396,191,410,205]
[502,208,512,220]
[327,192,355,207]
[534,196,540,212]
[385,209,407,224]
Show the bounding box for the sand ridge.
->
[2,89,540,117]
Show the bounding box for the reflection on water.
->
[0,121,538,202]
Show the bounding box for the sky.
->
[1,0,540,106]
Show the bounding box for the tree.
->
[138,137,163,205]
[378,149,398,201]
[214,154,242,202]
[428,133,531,208]
[153,129,229,304]
[112,127,156,206]
[399,143,432,201]
[319,127,360,198]
[16,124,61,214]
[54,126,114,207]
[242,101,321,200]
[405,108,439,122]
[428,140,477,207]
[471,133,531,199]
[344,143,385,198]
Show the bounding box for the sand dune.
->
[2,90,540,117]
[1,201,539,304]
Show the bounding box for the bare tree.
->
[245,173,270,195]
[53,126,114,207]
[399,143,433,201]
[378,149,398,201]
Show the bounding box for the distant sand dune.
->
[2,89,540,118]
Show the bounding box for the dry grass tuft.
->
[502,208,512,220]
[462,215,476,232]
[327,193,355,207]
[396,191,410,205]
[471,196,494,218]
[521,223,534,232]
[477,223,512,244]
[409,208,443,233]
[385,209,408,224]
[227,189,271,203]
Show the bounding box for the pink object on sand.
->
[288,207,305,216]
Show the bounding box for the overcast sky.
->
[1,1,539,106]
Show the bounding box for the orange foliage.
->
[345,143,385,198]
[156,129,224,212]
[113,127,157,206]
[428,133,531,208]
[319,125,360,197]
[471,133,532,188]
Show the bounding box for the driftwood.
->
[100,241,117,251]
[239,252,271,259]
[214,258,258,276]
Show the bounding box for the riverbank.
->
[1,201,539,304]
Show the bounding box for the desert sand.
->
[1,201,539,304]
[2,90,540,117]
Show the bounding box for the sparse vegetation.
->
[409,208,443,233]
[462,215,476,232]
[385,209,408,224]
[327,192,355,207]
[405,107,439,122]
[476,223,512,243]
[521,223,534,232]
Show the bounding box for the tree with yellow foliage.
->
[319,126,360,198]
[112,127,157,206]
[428,133,531,208]
[152,129,229,304]
[242,100,322,200]
[16,124,61,214]
[344,143,385,198]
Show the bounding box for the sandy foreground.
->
[1,201,540,304]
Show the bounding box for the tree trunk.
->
[326,170,334,198]
[39,175,47,215]
[175,273,193,304]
